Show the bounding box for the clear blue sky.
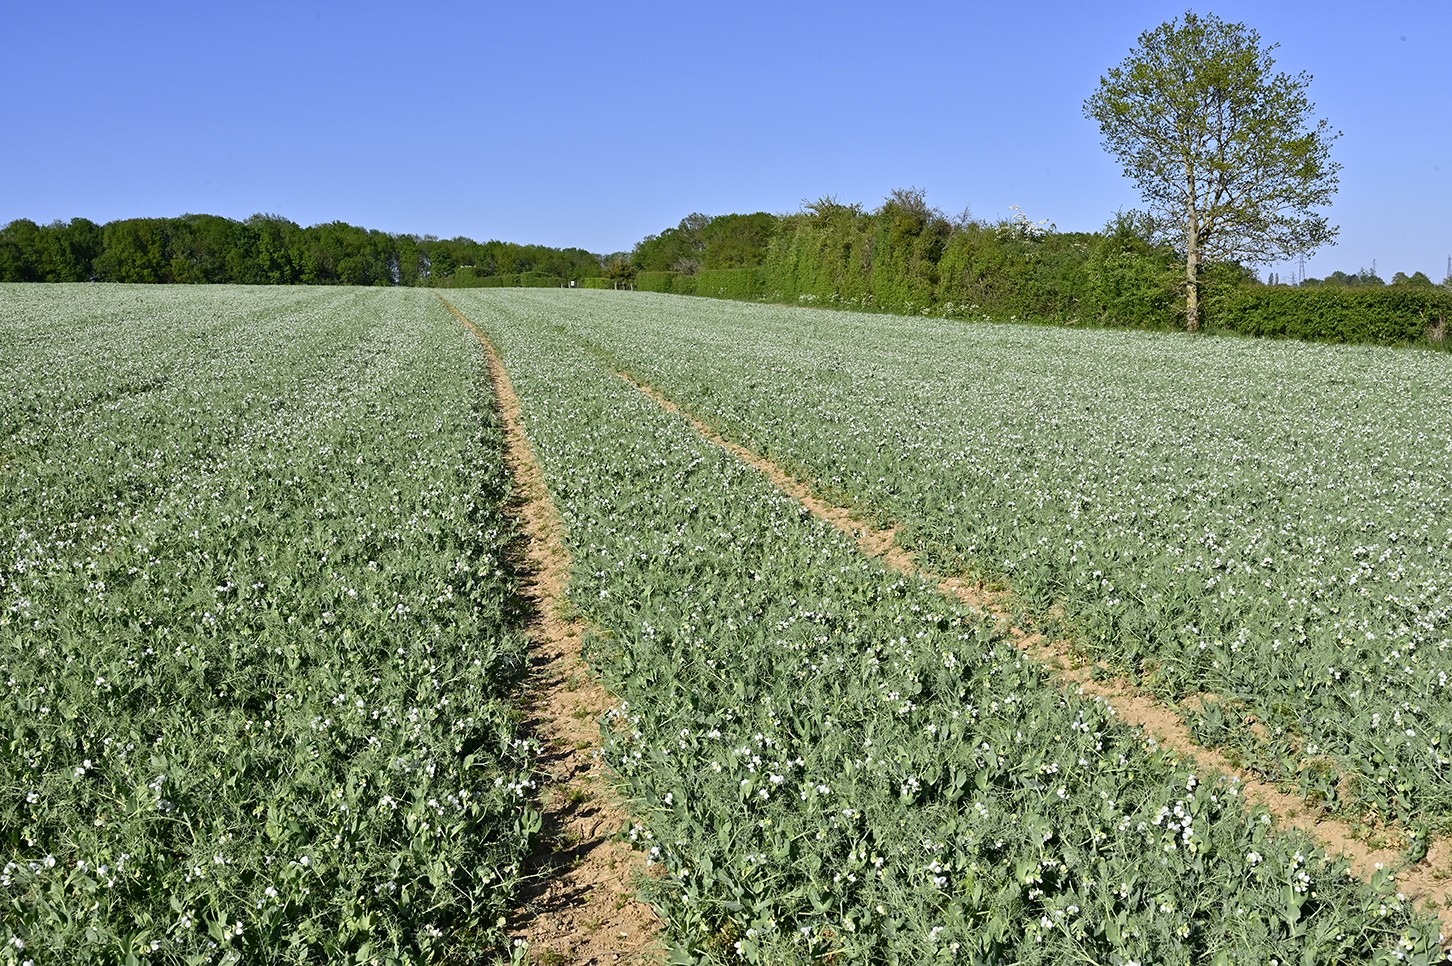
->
[5,1,1447,282]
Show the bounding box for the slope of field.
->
[0,286,535,962]
[439,296,664,963]
[451,290,1445,965]
[496,289,1452,830]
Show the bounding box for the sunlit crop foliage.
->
[452,289,1447,965]
[0,285,534,964]
[501,289,1452,828]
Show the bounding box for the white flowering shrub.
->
[999,204,1056,241]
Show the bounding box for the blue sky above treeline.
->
[4,1,1447,282]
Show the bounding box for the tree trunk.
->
[1185,250,1200,332]
[1184,211,1202,333]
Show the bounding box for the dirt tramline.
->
[617,365,1452,937]
[440,297,663,964]
[450,288,1447,964]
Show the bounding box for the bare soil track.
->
[439,298,664,965]
[617,367,1452,939]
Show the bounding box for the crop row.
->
[452,290,1446,965]
[0,286,535,964]
[495,289,1452,828]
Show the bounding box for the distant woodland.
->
[4,198,1450,345]
[0,213,603,287]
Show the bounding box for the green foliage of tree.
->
[36,218,102,281]
[1084,11,1341,331]
[413,236,603,286]
[94,219,169,282]
[699,212,778,269]
[633,212,779,275]
[0,219,42,281]
[604,254,637,289]
[632,213,707,274]
[391,233,425,287]
[0,214,604,288]
[231,214,301,285]
[167,213,239,283]
[1083,212,1181,326]
[530,244,606,281]
[1301,268,1384,288]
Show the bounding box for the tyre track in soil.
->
[615,367,1452,940]
[439,298,664,965]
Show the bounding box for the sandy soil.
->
[441,298,664,965]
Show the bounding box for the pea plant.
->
[0,286,537,964]
[453,290,1447,965]
[511,289,1452,828]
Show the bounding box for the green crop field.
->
[0,286,536,963]
[448,288,1448,964]
[3,284,1450,964]
[490,289,1452,827]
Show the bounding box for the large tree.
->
[1084,11,1341,331]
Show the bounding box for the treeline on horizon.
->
[4,199,1450,345]
[0,213,604,288]
[625,190,1452,345]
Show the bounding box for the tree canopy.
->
[1084,11,1341,330]
[0,214,607,286]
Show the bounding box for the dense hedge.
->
[693,267,766,300]
[435,269,570,288]
[759,203,875,308]
[748,203,1188,327]
[634,268,769,300]
[1209,287,1452,345]
[631,201,1451,349]
[636,271,697,295]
